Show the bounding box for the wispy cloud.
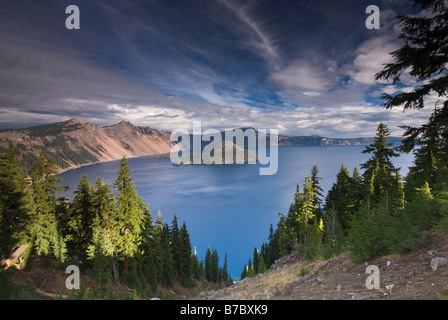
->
[219,0,282,70]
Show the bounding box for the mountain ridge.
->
[0,118,397,172]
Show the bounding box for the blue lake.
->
[58,146,414,278]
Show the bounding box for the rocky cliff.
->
[0,118,173,171]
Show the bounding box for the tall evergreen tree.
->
[179,222,194,287]
[310,165,324,222]
[324,164,353,234]
[114,157,145,273]
[87,178,118,286]
[68,174,94,254]
[375,0,448,195]
[170,213,181,278]
[361,123,400,205]
[159,223,174,287]
[0,143,33,260]
[28,152,66,262]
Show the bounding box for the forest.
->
[241,0,448,279]
[0,151,230,299]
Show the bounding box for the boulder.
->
[431,257,448,271]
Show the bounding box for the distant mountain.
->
[277,135,375,146]
[0,118,173,171]
[0,119,401,172]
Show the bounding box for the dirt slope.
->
[199,230,448,300]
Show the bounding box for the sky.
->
[0,0,437,137]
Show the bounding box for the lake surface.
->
[58,146,414,277]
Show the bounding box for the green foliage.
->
[0,147,218,297]
[0,269,37,300]
[29,152,66,262]
[299,265,309,277]
[0,142,33,260]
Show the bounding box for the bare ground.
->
[199,229,448,300]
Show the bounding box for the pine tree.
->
[361,123,399,201]
[211,249,219,283]
[222,252,229,283]
[28,152,66,262]
[68,174,94,253]
[179,222,194,287]
[87,178,118,286]
[310,165,324,222]
[140,203,158,292]
[160,223,174,287]
[114,157,145,274]
[170,213,181,278]
[375,0,448,196]
[0,143,33,260]
[276,213,289,257]
[257,254,267,274]
[324,164,353,234]
[205,246,213,282]
[252,247,259,275]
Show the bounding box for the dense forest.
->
[0,150,230,299]
[241,0,448,279]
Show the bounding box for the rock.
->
[347,293,356,300]
[280,285,292,296]
[431,257,448,271]
[336,284,342,291]
[385,284,395,291]
[269,287,281,297]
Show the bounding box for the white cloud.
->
[347,36,399,85]
[269,58,335,93]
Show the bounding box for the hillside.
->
[0,118,174,171]
[199,230,448,300]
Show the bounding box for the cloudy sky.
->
[0,0,436,137]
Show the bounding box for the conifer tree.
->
[114,157,145,273]
[324,164,353,234]
[179,222,194,287]
[28,152,66,261]
[252,247,259,275]
[205,246,213,282]
[87,178,118,286]
[361,123,400,202]
[140,203,158,291]
[0,143,33,260]
[375,0,448,196]
[257,253,267,274]
[170,213,181,278]
[222,252,229,283]
[159,223,174,287]
[310,165,324,221]
[68,174,94,253]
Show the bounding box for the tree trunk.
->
[1,245,29,270]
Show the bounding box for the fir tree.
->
[252,247,259,275]
[68,174,94,253]
[170,213,181,278]
[28,152,66,262]
[87,178,118,286]
[160,223,174,287]
[310,165,324,222]
[114,157,145,274]
[179,222,194,287]
[375,0,448,196]
[0,143,33,260]
[361,122,400,204]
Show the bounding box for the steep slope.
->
[199,230,448,300]
[0,118,173,171]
